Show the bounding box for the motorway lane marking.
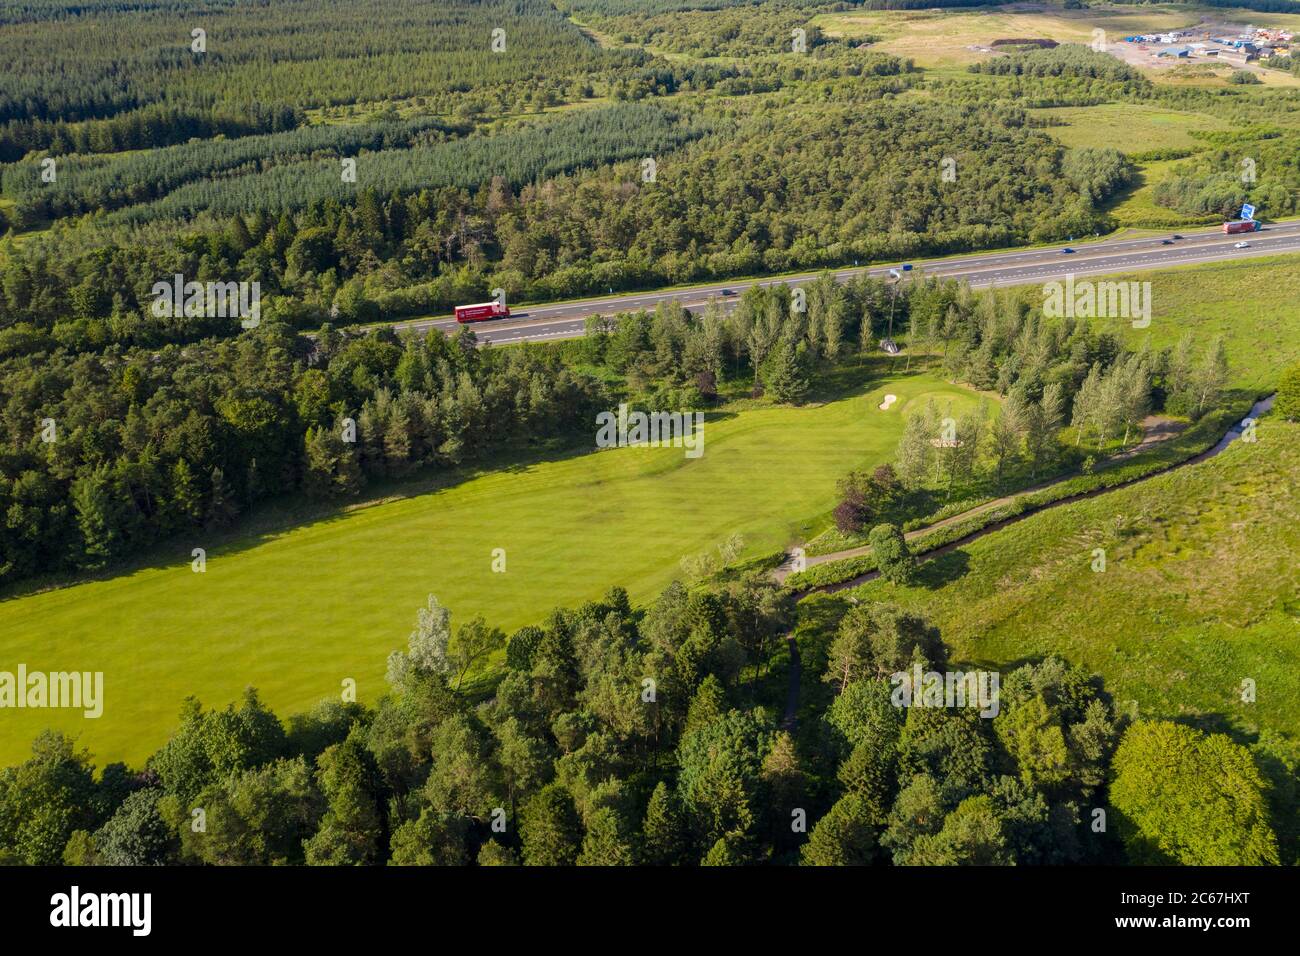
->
[374,226,1300,340]
[500,230,1296,314]
[968,244,1300,287]
[478,240,1300,338]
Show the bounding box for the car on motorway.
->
[1061,247,1075,254]
[1234,241,1251,249]
[1161,239,1174,245]
[1171,234,1183,240]
[720,288,736,296]
[900,263,914,271]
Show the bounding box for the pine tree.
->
[1021,402,1051,479]
[1119,356,1151,446]
[227,214,253,253]
[684,675,726,737]
[395,341,428,393]
[824,614,874,693]
[520,784,583,866]
[745,312,778,388]
[71,465,120,570]
[989,411,1022,487]
[701,832,749,866]
[477,840,519,866]
[303,421,363,498]
[895,406,935,488]
[642,782,689,866]
[1041,380,1066,432]
[761,732,805,855]
[355,188,386,250]
[869,523,915,586]
[942,407,984,494]
[801,794,876,866]
[838,741,898,824]
[245,457,263,504]
[303,733,384,866]
[205,466,239,529]
[1166,333,1197,414]
[577,807,637,866]
[764,338,811,404]
[823,298,844,360]
[1072,363,1103,446]
[167,458,202,530]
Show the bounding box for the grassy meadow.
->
[1030,103,1229,154]
[1096,255,1300,389]
[818,416,1300,739]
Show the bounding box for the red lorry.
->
[1222,220,1262,235]
[454,301,510,323]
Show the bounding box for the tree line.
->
[2,116,463,225]
[0,103,302,166]
[1,582,1292,866]
[108,103,712,226]
[969,43,1150,84]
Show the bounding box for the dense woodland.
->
[1,580,1293,866]
[1152,132,1300,219]
[0,0,652,129]
[2,22,1159,359]
[576,4,853,57]
[1,116,466,222]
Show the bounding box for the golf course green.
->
[0,364,983,765]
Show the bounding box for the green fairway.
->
[0,364,981,766]
[824,418,1300,739]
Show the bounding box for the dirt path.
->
[772,414,1185,585]
[1115,414,1187,460]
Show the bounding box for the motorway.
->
[368,219,1300,346]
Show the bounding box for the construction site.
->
[1114,21,1293,70]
